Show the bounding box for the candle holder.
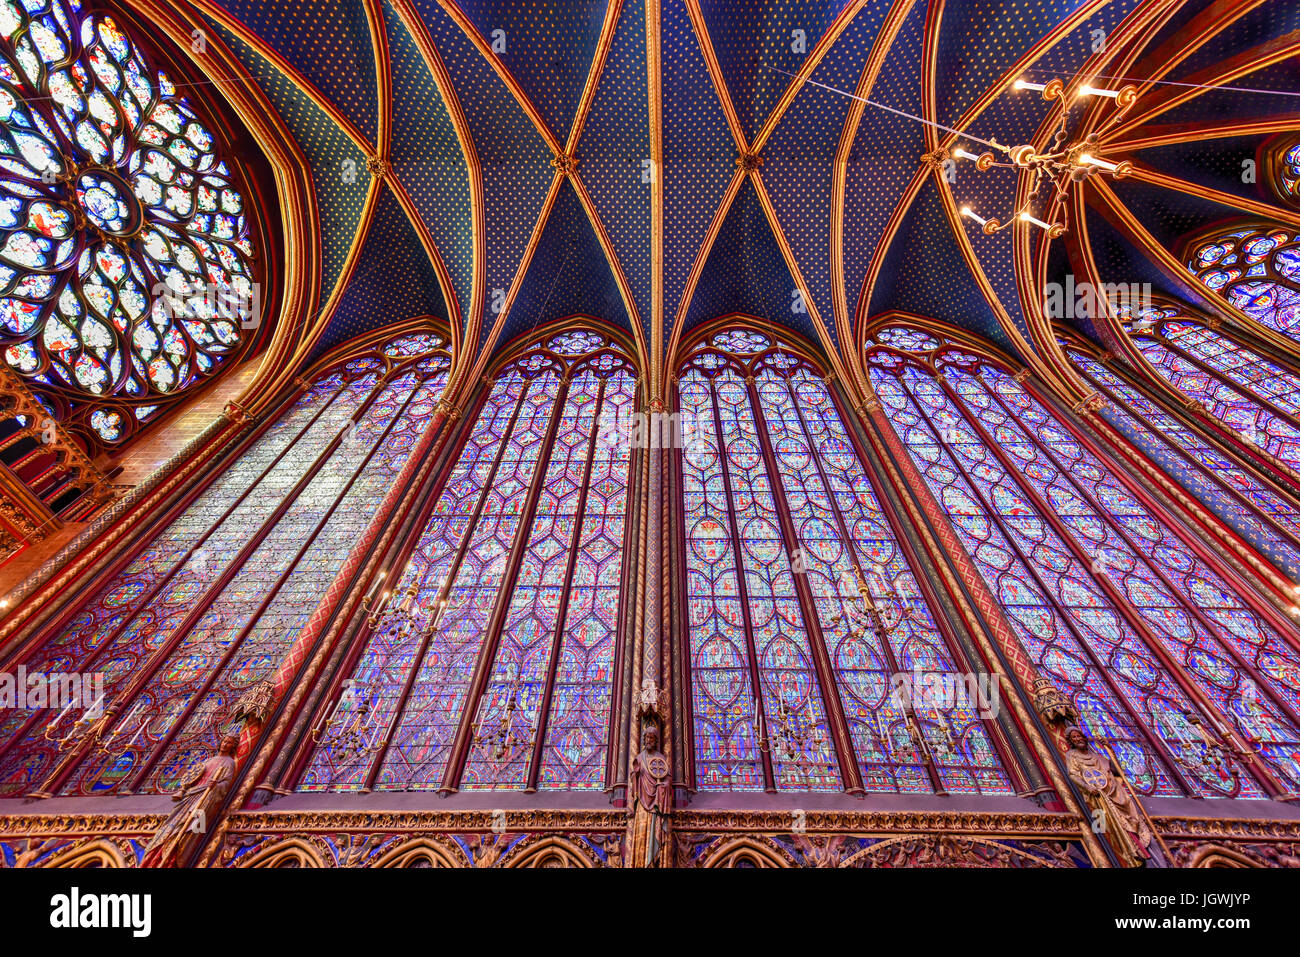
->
[956,76,1137,239]
[311,680,384,762]
[756,694,832,788]
[470,667,536,766]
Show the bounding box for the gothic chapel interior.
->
[2,0,1300,870]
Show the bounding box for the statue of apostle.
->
[1063,727,1164,868]
[140,734,238,868]
[628,720,672,867]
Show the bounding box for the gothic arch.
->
[674,317,1021,795]
[863,317,1300,800]
[502,835,596,869]
[841,835,1070,868]
[671,313,833,375]
[0,323,454,799]
[699,836,792,869]
[1186,844,1262,869]
[237,838,325,869]
[372,837,465,869]
[1176,218,1300,350]
[296,319,640,793]
[42,838,129,869]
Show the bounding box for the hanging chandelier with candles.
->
[953,76,1138,238]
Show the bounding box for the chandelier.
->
[312,568,441,761]
[471,664,536,766]
[755,694,832,787]
[310,680,383,762]
[954,77,1137,238]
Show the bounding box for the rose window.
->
[0,0,259,443]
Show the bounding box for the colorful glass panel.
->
[868,326,1300,797]
[1133,316,1300,472]
[1188,228,1300,339]
[0,333,449,797]
[1066,348,1300,574]
[679,334,1015,795]
[299,332,636,793]
[0,0,258,447]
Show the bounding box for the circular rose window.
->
[0,0,260,443]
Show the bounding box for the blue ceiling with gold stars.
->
[199,0,1300,381]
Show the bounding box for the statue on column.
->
[628,716,672,868]
[1063,727,1167,867]
[140,734,238,868]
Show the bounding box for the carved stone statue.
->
[628,721,672,867]
[1063,727,1163,867]
[140,734,238,868]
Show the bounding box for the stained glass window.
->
[1279,143,1300,198]
[0,331,449,797]
[1062,340,1300,576]
[678,329,1014,795]
[1123,306,1300,474]
[867,325,1300,799]
[1187,227,1300,340]
[299,328,636,792]
[0,0,259,448]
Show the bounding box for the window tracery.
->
[299,327,636,792]
[678,328,1015,795]
[0,0,259,448]
[0,330,448,797]
[867,324,1300,799]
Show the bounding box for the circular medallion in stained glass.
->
[76,169,141,236]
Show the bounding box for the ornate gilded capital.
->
[223,400,256,426]
[1071,392,1107,415]
[434,398,462,421]
[1011,368,1031,383]
[1032,677,1077,723]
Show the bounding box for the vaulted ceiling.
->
[190,0,1300,396]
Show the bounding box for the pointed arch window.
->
[0,0,262,450]
[298,328,637,793]
[1060,336,1300,576]
[677,328,1015,795]
[1264,138,1300,205]
[0,331,450,797]
[1122,305,1300,475]
[1186,227,1300,340]
[867,325,1300,799]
